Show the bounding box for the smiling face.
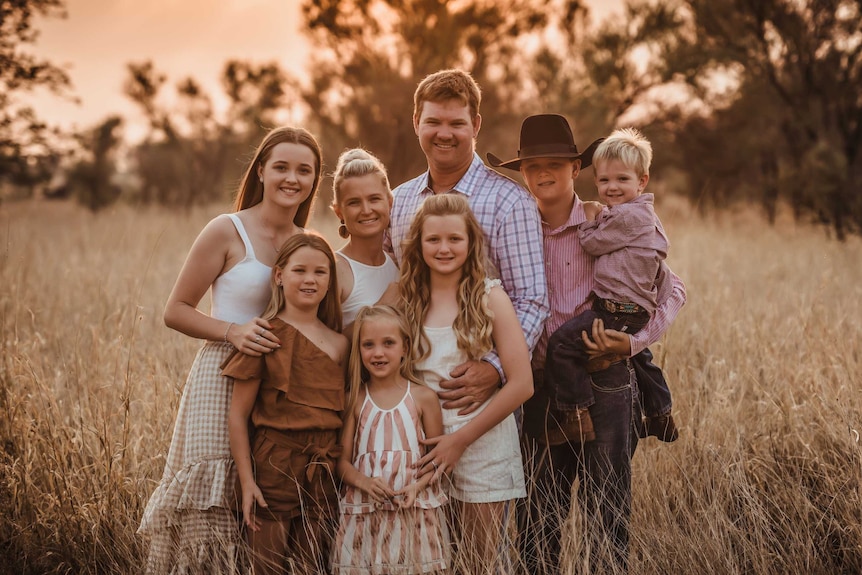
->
[358,317,405,382]
[257,142,317,211]
[520,157,580,205]
[274,245,331,311]
[333,173,392,239]
[594,157,649,207]
[420,213,469,278]
[414,99,481,174]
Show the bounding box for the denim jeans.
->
[545,302,672,419]
[521,362,641,574]
[631,347,673,417]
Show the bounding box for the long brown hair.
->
[398,194,494,362]
[263,233,342,333]
[233,126,323,227]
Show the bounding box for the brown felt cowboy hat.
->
[487,114,604,171]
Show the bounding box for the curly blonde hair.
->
[398,194,494,362]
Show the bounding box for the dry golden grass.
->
[1,198,860,574]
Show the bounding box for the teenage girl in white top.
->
[138,126,323,574]
[331,148,399,336]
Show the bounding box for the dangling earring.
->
[338,220,349,239]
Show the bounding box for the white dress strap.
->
[484,277,502,294]
[227,213,257,262]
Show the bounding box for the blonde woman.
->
[330,148,399,337]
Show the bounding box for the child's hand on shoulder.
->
[583,201,603,221]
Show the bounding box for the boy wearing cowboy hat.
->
[489,115,686,573]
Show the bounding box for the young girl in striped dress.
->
[331,305,450,574]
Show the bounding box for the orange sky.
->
[29,0,623,135]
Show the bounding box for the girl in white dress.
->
[398,194,534,575]
[332,305,450,574]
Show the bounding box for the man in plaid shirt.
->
[387,69,550,414]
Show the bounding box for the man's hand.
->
[437,359,500,415]
[582,318,631,357]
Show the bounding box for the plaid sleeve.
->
[491,193,550,353]
[629,267,686,355]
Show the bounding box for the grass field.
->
[1,198,860,574]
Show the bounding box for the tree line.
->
[3,0,861,239]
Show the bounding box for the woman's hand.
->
[414,433,467,483]
[359,476,396,503]
[228,317,280,356]
[241,482,268,532]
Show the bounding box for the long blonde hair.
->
[263,233,342,333]
[346,305,421,412]
[398,194,494,362]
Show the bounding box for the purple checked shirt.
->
[533,194,686,368]
[579,193,671,315]
[388,153,550,375]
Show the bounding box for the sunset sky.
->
[29,0,624,136]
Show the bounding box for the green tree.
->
[300,0,554,191]
[524,1,688,196]
[67,116,124,211]
[0,0,71,193]
[123,60,297,207]
[654,0,862,239]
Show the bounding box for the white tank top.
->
[211,214,272,324]
[337,251,399,325]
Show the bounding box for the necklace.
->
[258,211,288,254]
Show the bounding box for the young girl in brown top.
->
[224,233,349,575]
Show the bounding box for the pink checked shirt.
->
[533,194,686,368]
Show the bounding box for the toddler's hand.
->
[583,201,603,221]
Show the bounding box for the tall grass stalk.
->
[1,199,859,574]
